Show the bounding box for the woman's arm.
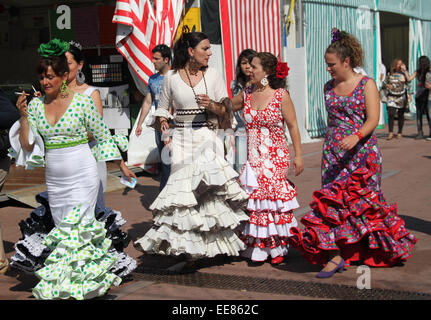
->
[231,91,245,112]
[16,93,34,152]
[339,79,380,150]
[135,93,153,136]
[401,65,416,82]
[280,91,303,176]
[90,89,103,116]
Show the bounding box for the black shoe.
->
[415,133,424,140]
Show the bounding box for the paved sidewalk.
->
[0,120,430,300]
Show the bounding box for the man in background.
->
[135,44,172,190]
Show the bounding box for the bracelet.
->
[354,131,363,140]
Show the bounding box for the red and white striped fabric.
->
[113,0,184,84]
[220,0,281,97]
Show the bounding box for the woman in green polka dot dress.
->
[12,39,137,300]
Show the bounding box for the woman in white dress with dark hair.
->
[134,32,249,263]
[12,39,137,299]
[10,41,137,280]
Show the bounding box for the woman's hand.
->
[118,160,137,182]
[293,156,304,176]
[195,94,212,109]
[339,135,360,150]
[135,126,142,137]
[159,118,171,144]
[16,92,29,117]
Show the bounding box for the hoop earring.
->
[76,69,86,84]
[60,80,69,98]
[260,76,269,87]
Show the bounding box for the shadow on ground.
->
[400,215,431,236]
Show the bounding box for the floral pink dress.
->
[288,76,417,267]
[238,87,299,261]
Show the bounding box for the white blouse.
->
[155,67,227,120]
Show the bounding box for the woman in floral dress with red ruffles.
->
[232,52,304,264]
[288,29,417,278]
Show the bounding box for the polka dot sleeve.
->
[82,97,128,161]
[26,98,40,129]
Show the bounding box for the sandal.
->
[0,259,9,275]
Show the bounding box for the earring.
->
[77,69,86,84]
[60,80,69,98]
[260,76,269,86]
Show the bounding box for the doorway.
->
[380,11,409,74]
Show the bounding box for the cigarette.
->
[15,92,30,96]
[32,85,37,93]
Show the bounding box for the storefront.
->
[0,0,136,135]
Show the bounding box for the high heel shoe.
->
[316,258,345,278]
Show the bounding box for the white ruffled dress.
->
[134,68,249,258]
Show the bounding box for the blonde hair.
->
[390,58,403,74]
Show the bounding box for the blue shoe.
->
[316,258,345,278]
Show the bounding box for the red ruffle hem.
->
[288,154,418,267]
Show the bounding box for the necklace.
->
[184,68,208,104]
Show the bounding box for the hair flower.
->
[331,27,348,43]
[276,61,289,79]
[38,38,70,57]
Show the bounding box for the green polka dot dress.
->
[24,94,128,300]
[27,94,128,159]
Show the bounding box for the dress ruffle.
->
[238,161,299,261]
[32,203,121,300]
[91,134,128,161]
[288,154,418,267]
[135,147,249,258]
[8,120,45,169]
[10,193,137,279]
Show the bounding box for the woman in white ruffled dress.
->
[134,32,249,263]
[12,39,136,300]
[232,52,304,264]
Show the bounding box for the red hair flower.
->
[276,61,289,79]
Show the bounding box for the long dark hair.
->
[171,32,209,71]
[257,52,286,90]
[68,42,84,64]
[233,49,257,92]
[416,56,430,85]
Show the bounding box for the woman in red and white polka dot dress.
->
[232,52,304,264]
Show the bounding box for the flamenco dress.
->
[9,93,136,299]
[10,87,136,279]
[288,77,417,267]
[238,88,299,262]
[134,68,250,259]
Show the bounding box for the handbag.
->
[379,88,388,103]
[206,97,234,130]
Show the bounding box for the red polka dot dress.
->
[238,87,299,262]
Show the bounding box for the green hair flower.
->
[38,38,70,57]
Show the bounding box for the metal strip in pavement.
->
[132,267,431,300]
[103,280,155,300]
